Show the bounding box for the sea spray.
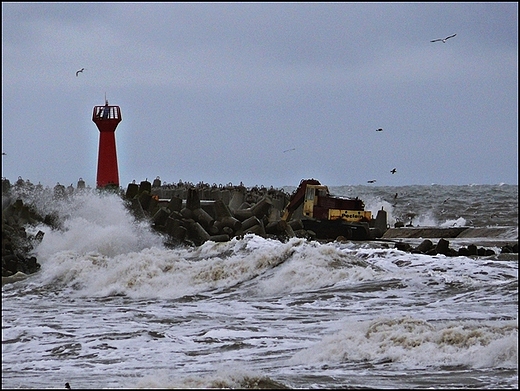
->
[33,192,165,258]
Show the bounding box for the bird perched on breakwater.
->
[390,168,397,174]
[430,34,456,43]
[65,382,71,389]
[76,68,85,76]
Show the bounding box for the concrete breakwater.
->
[125,179,299,246]
[383,226,515,240]
[383,227,518,256]
[125,179,518,256]
[392,238,517,257]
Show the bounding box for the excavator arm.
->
[281,179,322,221]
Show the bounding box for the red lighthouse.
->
[92,100,122,188]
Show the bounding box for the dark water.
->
[318,183,518,229]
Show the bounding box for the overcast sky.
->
[2,2,518,188]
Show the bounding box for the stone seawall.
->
[125,179,298,247]
[383,227,510,239]
[126,179,518,256]
[382,226,514,239]
[383,227,468,238]
[382,226,518,257]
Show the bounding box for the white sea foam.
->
[288,317,518,369]
[131,365,287,389]
[30,234,378,299]
[440,217,467,227]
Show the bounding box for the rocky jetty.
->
[124,178,303,247]
[2,177,79,282]
[384,226,518,256]
[2,180,46,281]
[125,178,518,255]
[393,238,518,257]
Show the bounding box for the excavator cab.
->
[303,185,328,218]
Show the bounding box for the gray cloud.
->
[2,2,517,188]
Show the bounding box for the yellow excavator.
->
[281,179,387,240]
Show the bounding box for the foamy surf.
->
[289,316,518,369]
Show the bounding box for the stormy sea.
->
[2,183,518,389]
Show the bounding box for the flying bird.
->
[75,68,85,76]
[367,180,376,183]
[430,34,456,43]
[283,148,296,153]
[376,128,383,132]
[390,168,397,174]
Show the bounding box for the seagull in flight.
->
[376,128,383,132]
[76,68,85,76]
[367,180,376,183]
[283,148,296,153]
[390,168,397,174]
[430,34,456,43]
